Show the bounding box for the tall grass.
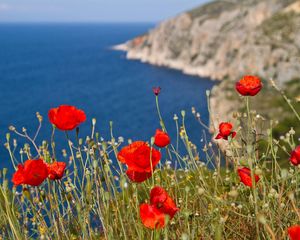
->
[0,79,299,239]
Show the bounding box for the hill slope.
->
[117,0,300,85]
[116,0,300,133]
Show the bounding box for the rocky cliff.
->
[115,0,300,132]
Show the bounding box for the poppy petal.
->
[235,75,262,96]
[47,161,67,180]
[12,159,49,186]
[48,105,86,131]
[150,186,168,204]
[154,129,171,148]
[238,167,260,188]
[290,145,300,166]
[117,141,161,178]
[150,186,179,218]
[140,204,165,229]
[288,225,300,240]
[126,169,153,183]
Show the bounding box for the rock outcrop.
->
[115,0,300,132]
[118,0,300,84]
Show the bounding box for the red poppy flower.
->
[154,129,170,148]
[290,145,300,166]
[12,159,49,186]
[48,105,86,131]
[215,122,236,140]
[288,225,300,240]
[47,161,67,180]
[238,167,260,188]
[150,187,179,218]
[152,87,161,96]
[140,204,165,229]
[117,141,161,182]
[140,186,179,229]
[126,169,153,183]
[236,75,262,96]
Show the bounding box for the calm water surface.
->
[0,23,214,173]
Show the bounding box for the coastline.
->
[111,43,234,142]
[110,0,300,140]
[112,42,221,81]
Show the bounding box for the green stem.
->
[246,97,260,239]
[155,96,166,132]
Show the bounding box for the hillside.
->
[117,0,300,85]
[115,0,300,133]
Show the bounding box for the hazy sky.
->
[0,0,210,23]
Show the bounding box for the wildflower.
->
[47,161,67,180]
[290,145,300,166]
[238,167,260,188]
[215,122,236,140]
[117,141,161,182]
[48,105,86,131]
[140,204,165,229]
[236,75,262,96]
[154,129,170,148]
[140,186,179,229]
[288,225,300,240]
[125,170,153,183]
[152,87,161,96]
[12,159,48,186]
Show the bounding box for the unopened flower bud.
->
[8,125,16,131]
[257,214,267,225]
[92,118,96,126]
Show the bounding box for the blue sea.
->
[0,23,214,173]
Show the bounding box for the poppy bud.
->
[23,188,31,200]
[152,87,161,96]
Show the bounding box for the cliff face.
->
[119,0,300,85]
[116,0,300,133]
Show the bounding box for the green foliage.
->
[261,11,300,43]
[188,1,236,20]
[0,79,300,239]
